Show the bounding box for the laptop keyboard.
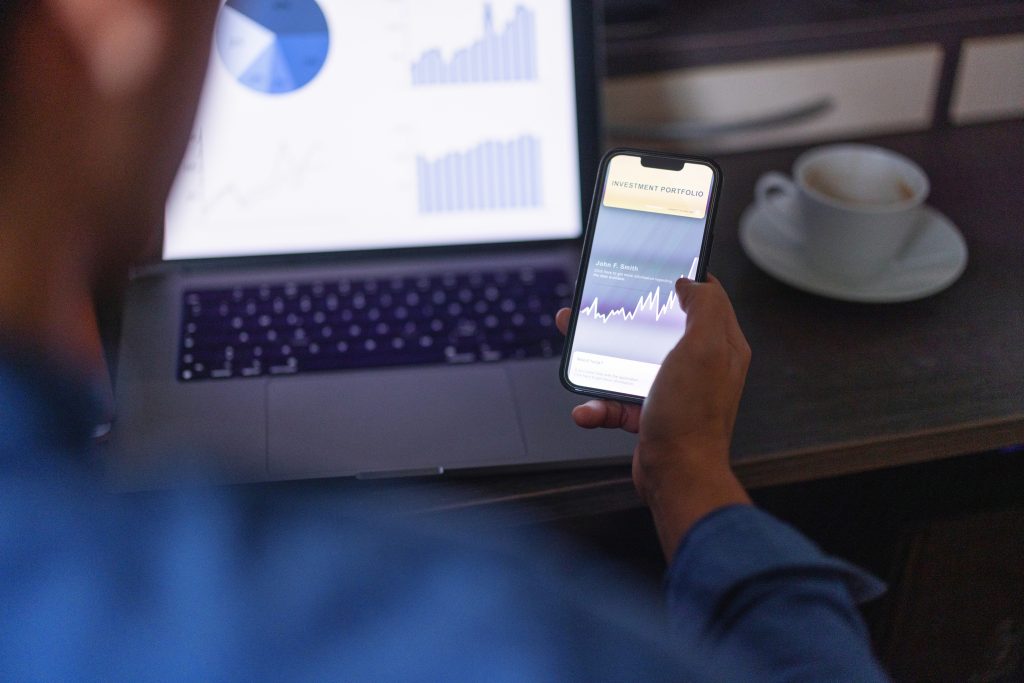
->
[178,267,572,382]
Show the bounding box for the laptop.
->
[109,0,635,487]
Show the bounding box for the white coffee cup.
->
[755,144,930,282]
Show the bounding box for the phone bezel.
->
[558,147,723,405]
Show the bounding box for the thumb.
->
[675,277,699,313]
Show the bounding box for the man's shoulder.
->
[0,477,696,680]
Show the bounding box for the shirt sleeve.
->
[666,505,890,682]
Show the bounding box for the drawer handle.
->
[608,96,834,141]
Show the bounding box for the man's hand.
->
[556,276,752,560]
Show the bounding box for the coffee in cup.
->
[755,144,930,282]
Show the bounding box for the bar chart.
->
[411,5,537,85]
[417,136,541,213]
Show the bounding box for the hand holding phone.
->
[560,149,722,403]
[555,275,753,560]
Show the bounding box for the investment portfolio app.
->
[164,0,581,259]
[568,156,714,397]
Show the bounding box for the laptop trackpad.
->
[267,366,525,479]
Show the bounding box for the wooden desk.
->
[416,121,1024,519]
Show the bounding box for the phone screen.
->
[563,153,717,400]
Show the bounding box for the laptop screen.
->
[163,0,584,261]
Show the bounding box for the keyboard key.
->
[177,267,571,381]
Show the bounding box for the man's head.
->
[0,0,220,281]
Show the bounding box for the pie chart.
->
[215,0,330,94]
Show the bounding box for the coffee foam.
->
[803,165,917,207]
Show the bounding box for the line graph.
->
[580,257,699,325]
[580,286,682,325]
[572,282,688,365]
[175,130,324,215]
[201,146,321,212]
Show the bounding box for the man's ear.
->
[45,0,167,98]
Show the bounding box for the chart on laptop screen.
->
[163,0,581,260]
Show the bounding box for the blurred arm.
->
[666,505,889,682]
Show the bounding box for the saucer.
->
[738,201,968,303]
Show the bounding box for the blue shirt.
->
[0,350,888,681]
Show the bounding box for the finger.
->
[675,273,724,307]
[674,276,750,362]
[705,275,747,343]
[571,400,641,432]
[675,277,702,313]
[555,308,571,336]
[676,278,713,334]
[676,275,733,329]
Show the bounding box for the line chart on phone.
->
[579,255,698,327]
[580,286,681,325]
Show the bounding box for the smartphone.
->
[559,148,722,403]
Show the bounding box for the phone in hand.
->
[559,148,722,403]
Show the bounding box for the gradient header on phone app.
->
[602,156,714,219]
